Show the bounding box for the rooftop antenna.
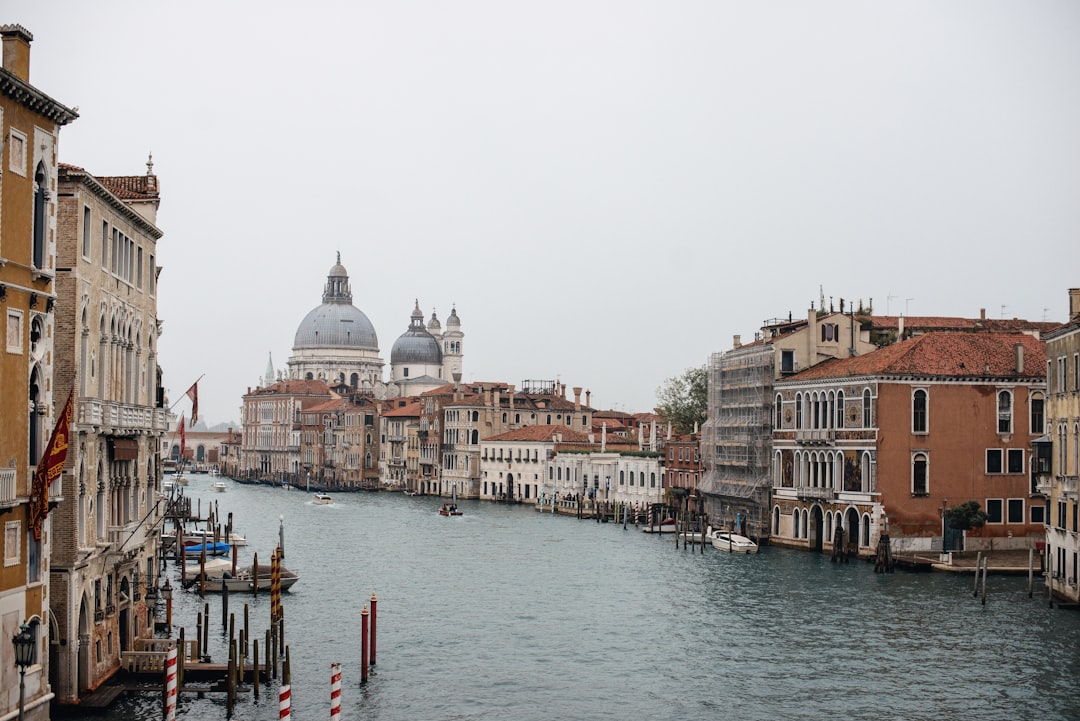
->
[1043,308,1050,322]
[905,298,914,316]
[1000,304,1007,318]
[887,293,898,315]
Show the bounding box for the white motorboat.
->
[209,481,228,492]
[179,527,248,547]
[175,474,189,486]
[200,565,301,593]
[641,518,678,534]
[313,493,333,505]
[708,527,759,554]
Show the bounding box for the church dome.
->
[391,301,443,364]
[292,254,379,350]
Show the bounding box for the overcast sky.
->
[11,2,1080,426]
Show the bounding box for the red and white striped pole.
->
[164,644,178,721]
[278,680,291,721]
[330,662,342,721]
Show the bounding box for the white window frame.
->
[4,520,20,566]
[6,308,24,354]
[8,128,27,177]
[985,498,1004,524]
[912,388,929,434]
[1006,497,1025,525]
[986,448,1003,474]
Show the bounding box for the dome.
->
[391,301,443,365]
[293,303,379,350]
[446,306,461,327]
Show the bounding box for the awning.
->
[110,438,139,461]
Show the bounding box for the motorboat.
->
[209,480,228,492]
[175,474,189,486]
[641,518,678,534]
[707,527,759,554]
[182,540,231,557]
[439,502,463,516]
[179,527,247,547]
[313,493,333,505]
[199,565,301,593]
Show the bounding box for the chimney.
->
[1015,343,1024,374]
[585,390,591,407]
[807,306,818,365]
[980,308,986,320]
[601,423,607,453]
[1,25,32,82]
[898,315,905,338]
[733,334,742,348]
[508,384,515,413]
[1069,288,1080,320]
[573,387,582,411]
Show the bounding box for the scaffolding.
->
[700,344,775,540]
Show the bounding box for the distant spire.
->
[265,352,274,386]
[146,152,154,175]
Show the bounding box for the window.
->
[796,393,803,428]
[33,162,47,269]
[781,350,795,374]
[4,521,20,567]
[101,221,109,266]
[1006,449,1024,474]
[1058,357,1066,393]
[8,128,26,176]
[912,389,928,433]
[6,310,23,354]
[863,389,872,428]
[986,449,1003,474]
[82,206,92,258]
[137,246,143,288]
[912,453,928,495]
[1030,392,1044,435]
[836,390,845,429]
[775,395,782,428]
[985,499,1003,524]
[997,390,1012,434]
[1030,505,1045,524]
[820,323,838,342]
[1006,499,1024,524]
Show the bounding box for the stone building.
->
[1042,288,1080,603]
[0,25,77,721]
[49,160,166,703]
[239,379,331,483]
[771,332,1047,558]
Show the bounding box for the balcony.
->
[795,429,835,444]
[1062,476,1079,500]
[79,399,159,433]
[0,468,16,507]
[796,486,835,501]
[109,520,147,549]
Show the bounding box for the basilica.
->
[269,254,463,398]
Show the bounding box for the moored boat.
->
[707,526,759,554]
[641,518,678,533]
[200,565,301,593]
[182,540,231,557]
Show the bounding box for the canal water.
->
[92,475,1080,721]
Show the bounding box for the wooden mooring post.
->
[252,638,260,698]
[972,552,983,596]
[370,593,378,666]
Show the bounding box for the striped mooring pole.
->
[330,662,342,721]
[164,644,178,721]
[278,680,292,720]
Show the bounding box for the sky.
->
[9,1,1080,426]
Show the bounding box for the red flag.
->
[29,389,74,541]
[178,414,187,459]
[186,382,199,426]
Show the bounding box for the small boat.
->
[439,502,462,516]
[175,474,189,486]
[200,565,301,593]
[182,541,231,557]
[313,493,333,505]
[641,518,678,534]
[181,527,248,547]
[209,481,228,492]
[707,527,759,554]
[208,467,219,477]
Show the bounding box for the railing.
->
[797,485,834,501]
[0,468,16,505]
[79,398,161,433]
[796,429,835,443]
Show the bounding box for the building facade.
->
[239,379,331,483]
[0,25,77,721]
[771,332,1047,558]
[1043,288,1080,603]
[49,161,166,702]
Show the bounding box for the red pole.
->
[369,593,377,666]
[360,604,369,683]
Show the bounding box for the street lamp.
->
[162,577,173,631]
[12,622,35,721]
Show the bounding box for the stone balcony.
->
[79,398,168,433]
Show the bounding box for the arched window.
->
[773,506,780,535]
[836,390,845,429]
[1030,392,1045,435]
[33,162,48,269]
[997,390,1013,434]
[812,393,820,429]
[862,389,872,428]
[793,508,800,538]
[796,393,803,429]
[775,394,783,428]
[912,452,928,496]
[912,389,928,433]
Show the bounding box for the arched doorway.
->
[77,597,90,697]
[810,505,824,552]
[845,507,860,555]
[119,576,130,651]
[506,473,515,503]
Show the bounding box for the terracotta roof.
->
[305,398,346,413]
[247,379,331,397]
[486,425,593,443]
[786,332,1046,382]
[866,315,1058,334]
[383,400,422,417]
[98,174,159,201]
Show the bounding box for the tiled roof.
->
[786,332,1046,382]
[486,425,593,443]
[248,379,331,397]
[383,400,422,417]
[866,315,1058,334]
[98,174,159,201]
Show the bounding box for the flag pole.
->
[166,373,205,413]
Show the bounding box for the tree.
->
[655,365,707,435]
[944,501,988,531]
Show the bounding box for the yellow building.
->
[0,24,77,721]
[1043,288,1080,603]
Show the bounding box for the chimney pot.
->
[733,334,741,348]
[1,24,33,82]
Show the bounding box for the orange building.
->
[772,332,1046,558]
